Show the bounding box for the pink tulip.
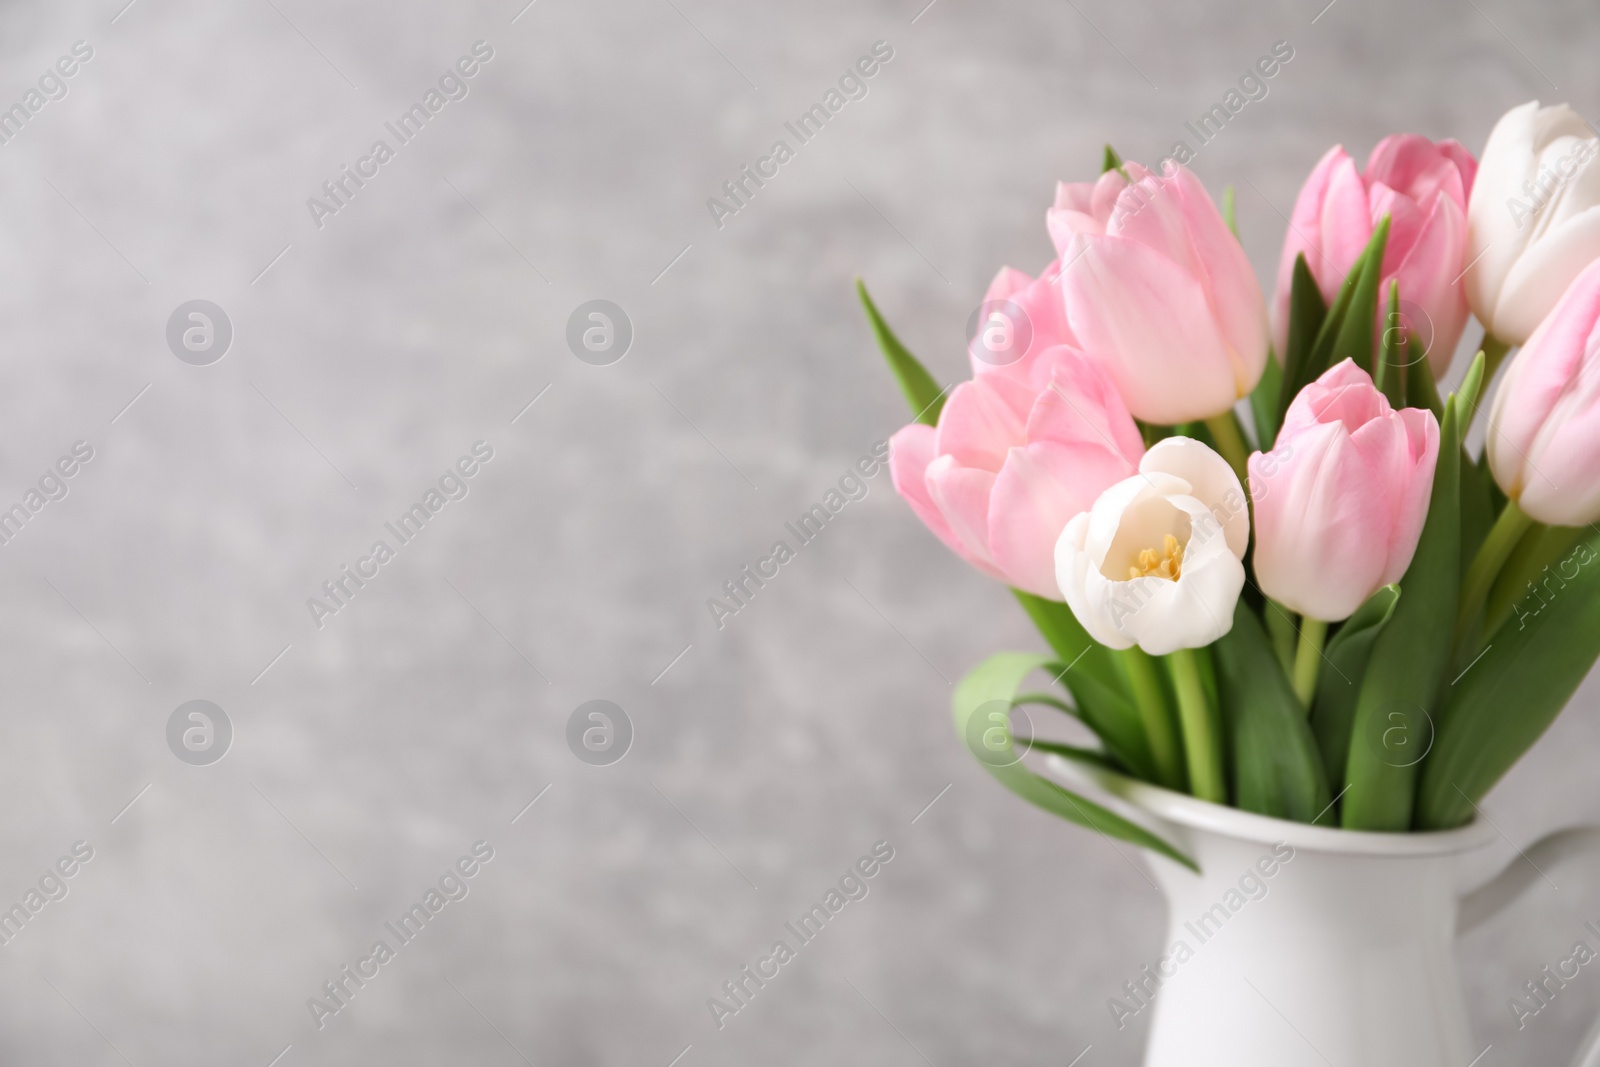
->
[1249,360,1439,621]
[1486,258,1600,525]
[968,261,1077,385]
[1271,136,1477,376]
[1058,162,1269,424]
[890,346,1143,598]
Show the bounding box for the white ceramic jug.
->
[1047,756,1600,1067]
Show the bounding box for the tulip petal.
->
[1319,153,1375,298]
[1386,192,1471,374]
[1170,168,1271,392]
[1367,134,1472,212]
[889,423,1005,580]
[1253,425,1389,620]
[989,441,1132,598]
[1273,145,1352,353]
[1061,233,1240,423]
[924,455,999,569]
[1048,171,1129,255]
[1491,258,1600,522]
[971,263,1078,381]
[1382,408,1440,581]
[934,378,1027,470]
[1494,205,1600,344]
[1057,514,1132,648]
[1024,349,1145,463]
[1467,101,1562,333]
[1140,436,1249,559]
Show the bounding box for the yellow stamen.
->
[1128,533,1184,582]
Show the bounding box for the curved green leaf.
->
[1045,659,1158,782]
[857,279,946,425]
[954,652,1195,869]
[1276,254,1327,425]
[1375,279,1407,408]
[1249,346,1284,452]
[1406,336,1444,419]
[1310,584,1399,791]
[1329,216,1391,376]
[1417,529,1600,829]
[1029,739,1122,773]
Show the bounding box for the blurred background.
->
[0,0,1594,1063]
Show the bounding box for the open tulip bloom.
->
[860,123,1600,863]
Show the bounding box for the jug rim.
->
[1044,756,1496,856]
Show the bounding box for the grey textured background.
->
[0,0,1595,1064]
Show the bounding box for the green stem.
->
[1291,617,1328,710]
[1481,333,1513,386]
[1264,599,1299,676]
[1482,524,1582,638]
[1118,646,1184,792]
[1168,647,1225,804]
[1204,411,1252,485]
[1454,500,1535,656]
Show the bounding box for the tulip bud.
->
[890,346,1144,598]
[1046,169,1129,252]
[1249,360,1439,621]
[1059,162,1269,425]
[968,262,1076,384]
[1486,258,1600,525]
[1271,136,1476,376]
[1467,101,1600,346]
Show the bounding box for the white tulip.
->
[1467,100,1600,344]
[1055,437,1249,656]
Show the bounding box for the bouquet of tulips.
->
[862,101,1600,864]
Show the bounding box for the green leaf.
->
[953,652,1195,868]
[1222,184,1237,237]
[1014,692,1076,715]
[1406,336,1444,419]
[1453,350,1493,580]
[1102,144,1123,174]
[1417,529,1600,829]
[1375,279,1406,408]
[1276,254,1328,422]
[1309,585,1400,791]
[1012,591,1123,696]
[1458,447,1495,579]
[1451,349,1487,428]
[857,279,946,425]
[1328,216,1391,376]
[1012,592,1157,780]
[1028,739,1123,773]
[1212,601,1333,823]
[1281,220,1391,414]
[1249,348,1284,452]
[1043,659,1159,782]
[1342,401,1461,830]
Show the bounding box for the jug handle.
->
[1458,826,1600,934]
[1456,825,1600,1067]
